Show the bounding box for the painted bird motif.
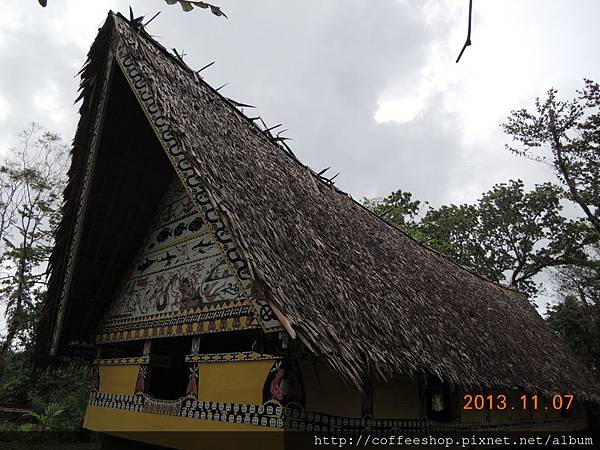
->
[138,258,156,273]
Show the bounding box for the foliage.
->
[0,353,91,430]
[547,251,600,378]
[362,190,427,240]
[0,124,68,384]
[0,350,33,402]
[30,363,92,430]
[164,0,227,17]
[36,0,228,19]
[553,248,600,306]
[546,295,599,379]
[475,180,593,294]
[419,203,492,277]
[24,400,65,431]
[503,79,600,236]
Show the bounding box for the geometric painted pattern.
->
[96,299,260,344]
[88,391,570,432]
[185,352,279,364]
[103,180,248,323]
[113,36,282,334]
[96,357,150,366]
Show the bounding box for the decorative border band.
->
[98,298,254,332]
[96,313,260,344]
[185,352,280,364]
[96,357,150,366]
[88,391,575,432]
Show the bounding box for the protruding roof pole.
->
[456,0,473,63]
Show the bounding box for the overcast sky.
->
[0,0,599,315]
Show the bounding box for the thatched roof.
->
[38,12,599,401]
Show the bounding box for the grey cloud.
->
[148,0,464,202]
[0,1,471,206]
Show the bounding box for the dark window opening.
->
[99,340,144,359]
[199,329,262,354]
[147,336,192,400]
[425,378,453,422]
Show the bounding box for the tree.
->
[0,126,93,432]
[362,189,426,239]
[0,124,68,384]
[547,251,600,379]
[503,79,600,370]
[503,79,600,236]
[546,292,599,379]
[418,203,495,279]
[553,250,600,310]
[474,180,593,295]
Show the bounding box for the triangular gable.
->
[49,20,281,353]
[96,174,281,343]
[111,44,282,339]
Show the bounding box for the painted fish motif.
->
[156,227,172,243]
[173,222,187,237]
[188,217,203,232]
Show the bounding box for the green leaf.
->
[179,1,194,12]
[209,5,225,17]
[164,1,228,18]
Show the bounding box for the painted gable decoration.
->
[105,179,245,320]
[97,176,281,342]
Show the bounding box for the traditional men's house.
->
[36,10,599,450]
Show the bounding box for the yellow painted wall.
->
[91,360,587,438]
[99,366,138,396]
[198,360,274,404]
[372,376,420,418]
[85,406,282,450]
[300,360,362,417]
